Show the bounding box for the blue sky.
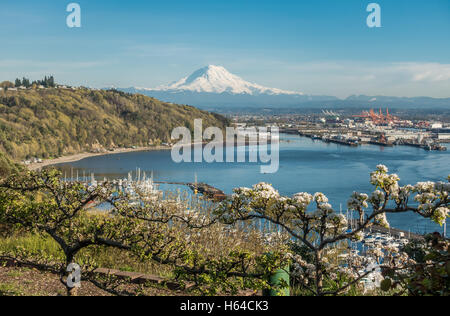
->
[0,0,449,98]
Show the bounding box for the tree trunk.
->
[314,250,324,296]
[67,286,78,297]
[65,256,80,297]
[359,212,365,226]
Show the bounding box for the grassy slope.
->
[0,233,173,277]
[0,88,229,161]
[0,152,21,178]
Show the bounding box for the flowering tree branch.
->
[216,166,449,295]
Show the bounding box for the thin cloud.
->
[226,60,450,98]
[0,59,112,69]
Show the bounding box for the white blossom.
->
[369,190,385,206]
[415,181,435,192]
[314,192,329,204]
[253,183,280,200]
[432,207,449,226]
[347,192,369,210]
[376,164,389,173]
[293,192,313,207]
[374,213,390,228]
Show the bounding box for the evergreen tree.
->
[48,76,55,87]
[22,77,31,88]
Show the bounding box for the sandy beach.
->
[27,146,171,171]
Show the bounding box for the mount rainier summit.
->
[120,65,449,111]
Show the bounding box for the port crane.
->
[353,108,398,125]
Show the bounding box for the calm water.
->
[53,134,449,234]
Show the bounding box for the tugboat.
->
[369,134,394,147]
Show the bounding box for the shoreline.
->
[27,146,172,171]
[26,139,277,171]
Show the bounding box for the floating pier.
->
[188,183,227,201]
[153,181,228,201]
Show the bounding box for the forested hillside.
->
[0,88,229,161]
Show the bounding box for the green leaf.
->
[380,278,392,292]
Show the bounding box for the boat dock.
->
[348,219,424,241]
[154,181,228,201]
[282,128,447,151]
[324,137,359,147]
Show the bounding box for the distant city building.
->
[438,133,450,141]
[431,123,443,129]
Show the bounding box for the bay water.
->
[53,134,449,234]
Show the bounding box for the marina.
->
[65,169,228,204]
[71,169,442,242]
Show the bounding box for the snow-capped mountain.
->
[117,65,450,111]
[120,65,338,109]
[149,65,303,96]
